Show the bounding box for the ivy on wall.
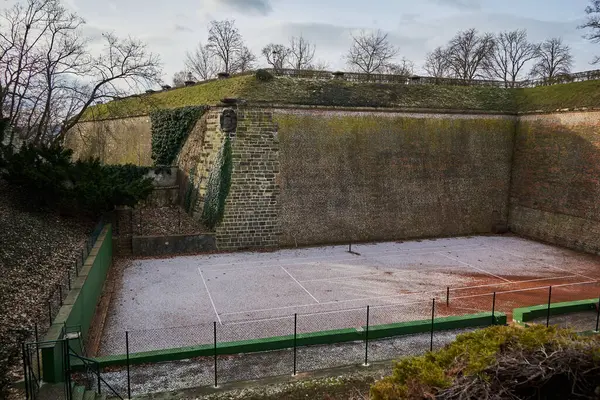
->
[183,167,198,214]
[150,106,207,166]
[201,136,233,230]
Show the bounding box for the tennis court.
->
[99,235,600,355]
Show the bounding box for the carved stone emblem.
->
[220,108,237,132]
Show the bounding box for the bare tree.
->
[382,58,414,75]
[288,35,315,70]
[172,71,193,87]
[206,19,243,74]
[185,42,217,81]
[446,28,495,80]
[579,0,600,64]
[530,37,573,80]
[486,30,538,87]
[0,0,162,145]
[423,47,450,78]
[308,59,331,71]
[261,43,289,72]
[345,29,399,74]
[232,46,256,73]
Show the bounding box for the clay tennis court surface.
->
[99,235,600,355]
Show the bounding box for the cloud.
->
[174,24,193,33]
[430,0,482,10]
[205,0,273,15]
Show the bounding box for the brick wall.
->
[509,111,600,254]
[216,108,281,249]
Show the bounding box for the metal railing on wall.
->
[265,67,600,89]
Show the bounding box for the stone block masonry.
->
[274,109,516,247]
[216,108,281,249]
[509,111,600,255]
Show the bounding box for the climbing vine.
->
[201,136,233,230]
[150,106,207,166]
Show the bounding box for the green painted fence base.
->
[77,312,506,370]
[513,298,598,325]
[40,225,113,382]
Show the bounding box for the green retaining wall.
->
[512,298,599,324]
[83,312,505,369]
[40,225,113,382]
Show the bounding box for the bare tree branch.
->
[424,47,451,78]
[185,42,217,81]
[579,0,600,64]
[530,37,573,80]
[206,19,243,74]
[288,35,315,70]
[345,29,399,75]
[446,28,495,81]
[232,46,256,73]
[381,58,414,75]
[486,30,538,87]
[262,43,289,72]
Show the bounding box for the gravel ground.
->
[98,328,475,397]
[133,207,208,236]
[530,310,600,332]
[0,180,91,398]
[131,364,392,400]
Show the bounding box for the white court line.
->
[281,266,320,303]
[223,299,429,326]
[197,243,485,271]
[453,280,599,301]
[299,272,381,283]
[220,273,582,318]
[483,245,596,281]
[197,267,222,325]
[435,252,512,283]
[198,246,486,274]
[221,279,599,325]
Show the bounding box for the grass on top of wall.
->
[515,80,600,113]
[83,75,518,120]
[82,75,256,120]
[83,73,600,120]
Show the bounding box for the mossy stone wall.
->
[509,111,600,254]
[274,110,516,246]
[65,116,152,165]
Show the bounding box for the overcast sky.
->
[6,0,600,83]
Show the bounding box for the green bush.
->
[255,69,274,82]
[201,136,233,230]
[1,143,153,216]
[370,325,586,400]
[150,106,207,166]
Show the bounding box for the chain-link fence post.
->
[491,292,496,326]
[34,324,41,381]
[213,321,218,387]
[363,305,370,366]
[430,298,435,352]
[126,331,131,399]
[446,287,450,307]
[22,343,29,400]
[293,313,297,376]
[546,286,552,328]
[596,297,600,332]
